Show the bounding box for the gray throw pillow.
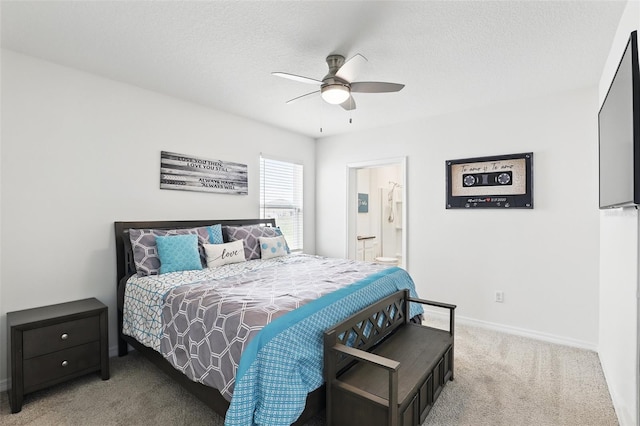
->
[129,227,210,276]
[223,225,279,260]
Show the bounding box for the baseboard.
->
[423,308,598,351]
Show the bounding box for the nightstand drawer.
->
[23,316,100,359]
[23,341,101,392]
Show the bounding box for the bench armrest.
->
[332,343,400,371]
[408,296,456,335]
[409,297,456,311]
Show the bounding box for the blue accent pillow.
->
[155,234,203,274]
[208,224,224,244]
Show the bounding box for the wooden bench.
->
[324,289,456,426]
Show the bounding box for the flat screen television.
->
[599,31,640,209]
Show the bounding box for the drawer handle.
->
[60,333,69,340]
[61,360,68,367]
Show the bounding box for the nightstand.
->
[7,298,109,413]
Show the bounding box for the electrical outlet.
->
[495,291,504,303]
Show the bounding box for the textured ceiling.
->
[0,1,627,138]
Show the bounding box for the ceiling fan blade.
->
[335,53,368,82]
[340,96,357,111]
[286,90,320,104]
[350,82,405,93]
[272,72,323,85]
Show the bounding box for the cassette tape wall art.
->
[446,153,533,209]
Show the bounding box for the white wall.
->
[598,1,640,425]
[599,209,638,426]
[317,86,601,349]
[0,50,316,387]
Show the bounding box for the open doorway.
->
[347,157,407,269]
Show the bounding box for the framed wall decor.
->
[160,151,248,195]
[358,193,369,213]
[446,152,533,209]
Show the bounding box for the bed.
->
[114,219,422,425]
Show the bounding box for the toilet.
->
[374,256,399,266]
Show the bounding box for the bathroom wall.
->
[373,165,402,261]
[355,164,403,261]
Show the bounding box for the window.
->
[260,156,304,251]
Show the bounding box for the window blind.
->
[260,156,304,251]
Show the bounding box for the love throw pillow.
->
[204,240,246,268]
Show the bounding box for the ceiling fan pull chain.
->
[320,97,324,133]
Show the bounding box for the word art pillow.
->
[204,240,246,268]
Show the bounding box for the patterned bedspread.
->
[123,256,297,351]
[123,254,422,426]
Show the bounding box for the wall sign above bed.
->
[160,151,248,195]
[446,152,533,209]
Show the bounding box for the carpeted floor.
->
[0,322,618,425]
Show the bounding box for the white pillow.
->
[259,236,288,260]
[204,240,246,268]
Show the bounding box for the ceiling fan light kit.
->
[273,53,404,111]
[321,84,350,104]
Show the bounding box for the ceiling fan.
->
[272,54,404,111]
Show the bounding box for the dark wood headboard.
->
[114,218,276,285]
